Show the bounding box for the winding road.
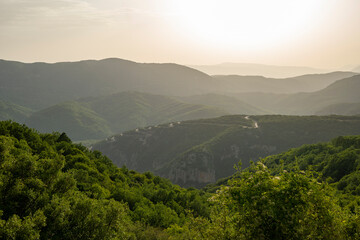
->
[244,116,259,129]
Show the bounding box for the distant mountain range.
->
[0,59,356,110]
[1,58,360,143]
[93,115,360,188]
[0,58,217,110]
[214,71,357,93]
[189,62,329,78]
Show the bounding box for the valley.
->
[2,1,360,238]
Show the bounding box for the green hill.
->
[26,101,112,140]
[264,135,360,195]
[0,100,32,122]
[210,134,360,196]
[26,92,227,141]
[93,115,360,188]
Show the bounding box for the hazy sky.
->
[1,0,359,68]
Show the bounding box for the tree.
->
[210,162,347,240]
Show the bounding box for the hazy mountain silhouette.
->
[214,72,357,93]
[189,62,328,78]
[1,59,355,111]
[0,58,218,110]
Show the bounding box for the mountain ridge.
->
[0,58,217,109]
[93,114,360,188]
[1,58,357,111]
[214,71,357,93]
[189,62,329,78]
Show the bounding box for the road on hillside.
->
[244,116,259,128]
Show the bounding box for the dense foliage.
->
[169,163,360,239]
[0,121,210,239]
[265,135,360,195]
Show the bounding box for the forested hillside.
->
[265,135,360,195]
[93,115,360,188]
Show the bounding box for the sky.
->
[0,0,359,69]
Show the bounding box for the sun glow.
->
[169,0,327,50]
